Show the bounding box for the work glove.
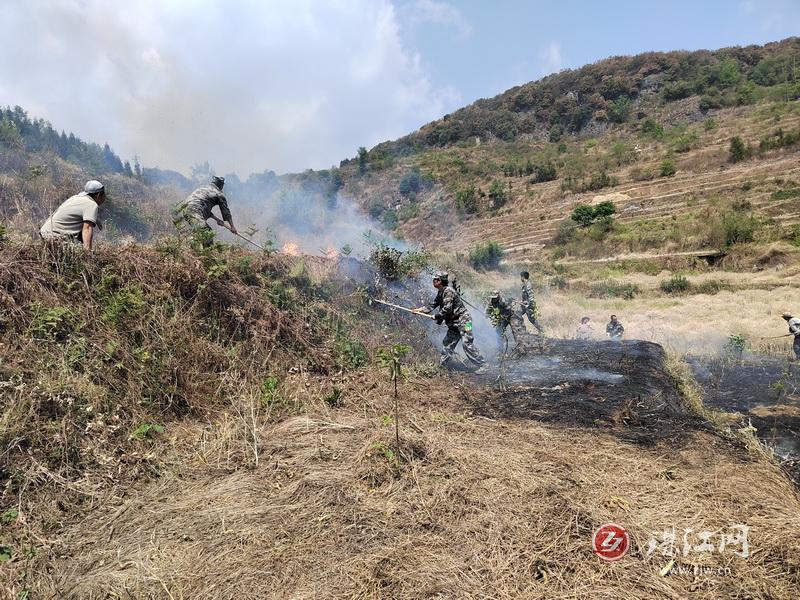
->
[434,313,444,324]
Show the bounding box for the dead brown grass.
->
[23,374,800,599]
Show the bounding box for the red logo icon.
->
[592,523,630,561]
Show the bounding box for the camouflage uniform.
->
[486,294,526,351]
[606,319,625,341]
[175,182,232,233]
[521,280,544,334]
[431,286,485,367]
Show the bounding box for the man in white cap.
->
[40,180,106,251]
[781,313,800,360]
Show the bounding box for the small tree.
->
[488,180,507,209]
[729,136,748,163]
[455,186,479,214]
[357,146,368,175]
[660,159,677,177]
[377,344,410,455]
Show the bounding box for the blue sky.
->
[401,0,800,103]
[1,0,797,175]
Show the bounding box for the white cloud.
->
[0,0,460,175]
[538,41,564,77]
[407,0,472,38]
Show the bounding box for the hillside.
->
[1,239,799,598]
[330,39,800,270]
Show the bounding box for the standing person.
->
[419,272,486,371]
[606,315,624,341]
[175,175,237,238]
[40,180,106,251]
[782,313,800,360]
[576,316,593,340]
[486,290,526,352]
[520,271,544,335]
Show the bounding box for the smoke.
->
[0,0,460,175]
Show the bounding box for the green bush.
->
[468,241,504,270]
[28,303,76,341]
[722,213,757,245]
[530,162,557,184]
[488,180,507,209]
[570,201,616,227]
[588,281,638,300]
[641,118,664,139]
[729,136,749,162]
[660,160,677,177]
[399,168,421,195]
[660,274,691,294]
[455,186,479,214]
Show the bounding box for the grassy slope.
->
[0,240,798,598]
[340,99,800,264]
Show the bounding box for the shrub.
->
[553,219,578,245]
[660,160,677,177]
[488,180,507,209]
[587,171,616,191]
[530,162,557,184]
[570,201,616,227]
[660,274,691,294]
[28,303,76,341]
[729,136,749,163]
[588,281,638,299]
[722,213,757,245]
[399,168,421,195]
[468,241,504,270]
[455,186,479,214]
[641,118,664,139]
[382,209,398,230]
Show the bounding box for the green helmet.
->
[433,272,449,284]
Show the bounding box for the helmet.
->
[211,175,225,189]
[84,180,104,195]
[433,272,448,284]
[490,290,500,300]
[782,313,793,320]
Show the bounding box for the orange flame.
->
[324,245,339,260]
[282,241,300,256]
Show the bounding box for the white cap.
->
[84,180,105,194]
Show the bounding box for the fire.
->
[281,241,300,256]
[324,245,339,260]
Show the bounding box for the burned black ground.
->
[468,339,714,449]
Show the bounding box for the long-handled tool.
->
[217,220,267,251]
[370,298,436,320]
[760,333,794,340]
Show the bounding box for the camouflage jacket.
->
[521,281,535,309]
[486,296,514,327]
[432,286,469,325]
[182,183,232,222]
[606,320,625,338]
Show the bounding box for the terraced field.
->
[396,102,800,262]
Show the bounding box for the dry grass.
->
[23,373,800,599]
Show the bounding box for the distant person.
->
[576,316,593,340]
[417,272,485,372]
[606,315,624,341]
[176,175,237,238]
[519,271,544,335]
[782,313,800,360]
[40,180,106,251]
